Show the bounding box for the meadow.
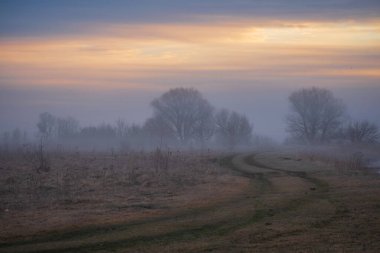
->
[1,147,379,252]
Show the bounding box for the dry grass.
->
[1,149,380,252]
[0,150,246,240]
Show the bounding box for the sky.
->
[0,0,380,140]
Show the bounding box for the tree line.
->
[0,87,378,153]
[1,88,254,152]
[286,87,379,144]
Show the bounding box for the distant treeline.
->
[0,87,378,152]
[1,88,260,152]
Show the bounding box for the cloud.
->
[1,0,380,37]
[1,0,379,140]
[1,20,379,91]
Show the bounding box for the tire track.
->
[0,153,331,253]
[0,154,272,253]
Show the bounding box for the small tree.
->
[125,124,146,150]
[56,116,79,139]
[144,116,174,148]
[37,112,56,139]
[36,112,56,172]
[193,107,215,148]
[115,119,128,138]
[345,120,379,144]
[215,109,253,150]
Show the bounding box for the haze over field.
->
[1,0,380,140]
[2,2,380,252]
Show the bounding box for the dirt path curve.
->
[0,152,329,253]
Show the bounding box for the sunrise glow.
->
[1,20,380,89]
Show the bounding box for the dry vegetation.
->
[0,150,245,240]
[0,148,380,252]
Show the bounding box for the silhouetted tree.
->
[286,87,345,143]
[144,116,174,148]
[56,116,79,139]
[115,119,128,138]
[0,129,29,153]
[193,106,215,147]
[37,112,56,139]
[150,88,214,146]
[345,120,379,144]
[215,109,253,150]
[125,124,146,149]
[36,112,56,172]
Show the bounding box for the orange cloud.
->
[1,20,380,89]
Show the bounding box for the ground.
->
[0,150,379,252]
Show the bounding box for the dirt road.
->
[1,152,379,252]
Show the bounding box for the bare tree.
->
[56,116,79,139]
[286,87,345,143]
[144,116,174,148]
[115,119,128,138]
[36,112,57,172]
[150,88,214,146]
[125,124,146,149]
[345,120,379,144]
[37,112,56,139]
[215,109,253,150]
[193,106,215,148]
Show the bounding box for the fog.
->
[1,84,379,143]
[1,1,379,146]
[2,2,380,251]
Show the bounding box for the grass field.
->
[1,150,380,252]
